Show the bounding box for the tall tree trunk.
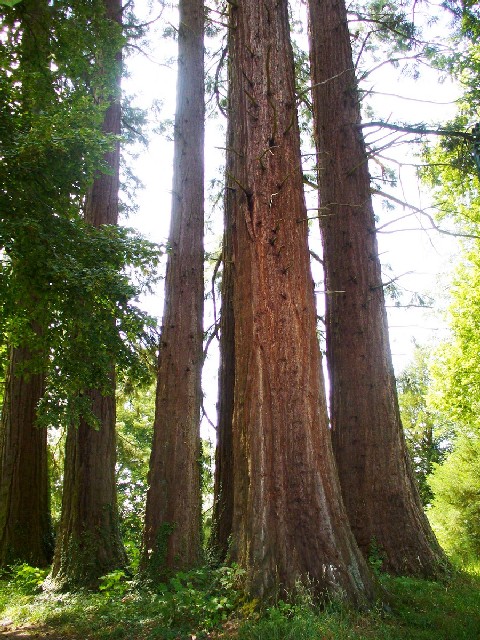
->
[0,0,53,570]
[50,0,126,590]
[142,0,204,575]
[227,0,375,603]
[0,347,52,567]
[211,114,235,562]
[307,0,445,577]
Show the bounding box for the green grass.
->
[0,562,479,639]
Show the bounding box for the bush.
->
[7,563,48,594]
[428,431,480,559]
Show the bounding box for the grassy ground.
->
[0,562,479,639]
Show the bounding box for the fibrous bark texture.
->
[50,0,126,590]
[0,347,53,567]
[142,0,204,575]
[50,384,125,589]
[227,0,375,604]
[211,114,235,562]
[307,0,445,577]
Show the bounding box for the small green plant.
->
[368,538,386,575]
[152,565,242,632]
[98,569,132,598]
[8,563,48,594]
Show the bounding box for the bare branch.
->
[211,253,222,326]
[201,400,217,431]
[309,249,324,266]
[359,54,432,81]
[372,189,480,240]
[359,89,458,106]
[296,68,354,99]
[361,121,472,141]
[203,321,220,362]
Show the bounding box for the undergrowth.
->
[0,560,479,639]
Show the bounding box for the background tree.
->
[0,0,54,569]
[307,0,445,576]
[0,0,159,409]
[211,79,235,563]
[427,249,480,560]
[116,385,155,567]
[397,344,452,506]
[412,0,480,561]
[50,0,129,590]
[142,0,205,576]
[226,0,376,602]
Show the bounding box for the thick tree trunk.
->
[0,0,53,570]
[142,0,204,575]
[0,347,52,567]
[307,0,445,577]
[50,0,126,590]
[50,383,125,589]
[227,0,375,603]
[211,117,235,562]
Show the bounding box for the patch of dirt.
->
[0,623,77,639]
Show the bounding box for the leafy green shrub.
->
[98,569,132,598]
[428,431,480,560]
[151,565,242,632]
[8,563,48,594]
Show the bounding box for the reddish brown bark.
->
[142,0,204,575]
[307,0,445,576]
[50,0,126,589]
[0,347,53,567]
[50,383,125,589]
[227,0,375,603]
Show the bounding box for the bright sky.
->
[123,0,461,437]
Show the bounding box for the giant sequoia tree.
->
[0,0,53,568]
[226,0,375,602]
[50,0,127,589]
[142,0,205,575]
[307,0,445,576]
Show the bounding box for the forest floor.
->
[0,563,479,640]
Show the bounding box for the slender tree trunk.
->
[0,347,52,567]
[307,0,445,577]
[0,0,53,570]
[211,115,235,562]
[227,0,375,603]
[142,0,204,575]
[50,0,126,590]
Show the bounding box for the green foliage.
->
[421,2,480,225]
[151,566,242,632]
[5,563,48,594]
[98,570,132,598]
[430,247,480,428]
[397,344,453,505]
[428,432,480,560]
[0,0,161,426]
[0,563,480,639]
[368,538,387,576]
[425,248,480,558]
[116,385,155,567]
[420,3,480,553]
